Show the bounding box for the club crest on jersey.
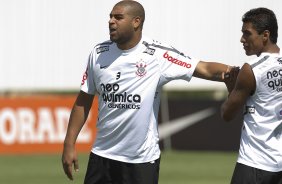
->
[136,59,147,77]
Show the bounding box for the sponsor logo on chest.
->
[100,83,141,110]
[266,69,282,92]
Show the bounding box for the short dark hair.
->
[115,0,145,29]
[242,7,278,43]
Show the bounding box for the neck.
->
[268,44,280,53]
[258,44,280,56]
[117,34,142,50]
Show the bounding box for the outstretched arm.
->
[193,61,240,91]
[62,90,94,180]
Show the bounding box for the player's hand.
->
[223,66,240,93]
[62,144,79,180]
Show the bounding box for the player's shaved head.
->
[114,0,145,28]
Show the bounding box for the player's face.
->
[240,22,264,56]
[109,5,136,45]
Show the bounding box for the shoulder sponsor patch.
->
[277,57,282,64]
[96,46,109,54]
[143,48,155,55]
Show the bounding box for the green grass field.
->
[0,151,237,184]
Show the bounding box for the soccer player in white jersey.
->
[62,1,235,184]
[221,8,282,184]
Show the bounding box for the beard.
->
[110,29,134,45]
[111,35,130,45]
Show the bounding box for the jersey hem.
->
[237,159,282,172]
[91,149,161,164]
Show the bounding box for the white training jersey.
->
[80,36,199,163]
[237,53,282,172]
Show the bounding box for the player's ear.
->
[133,16,141,30]
[262,30,270,42]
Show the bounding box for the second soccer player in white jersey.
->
[221,7,282,184]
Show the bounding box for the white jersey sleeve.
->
[160,50,198,82]
[80,50,96,94]
[148,40,199,85]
